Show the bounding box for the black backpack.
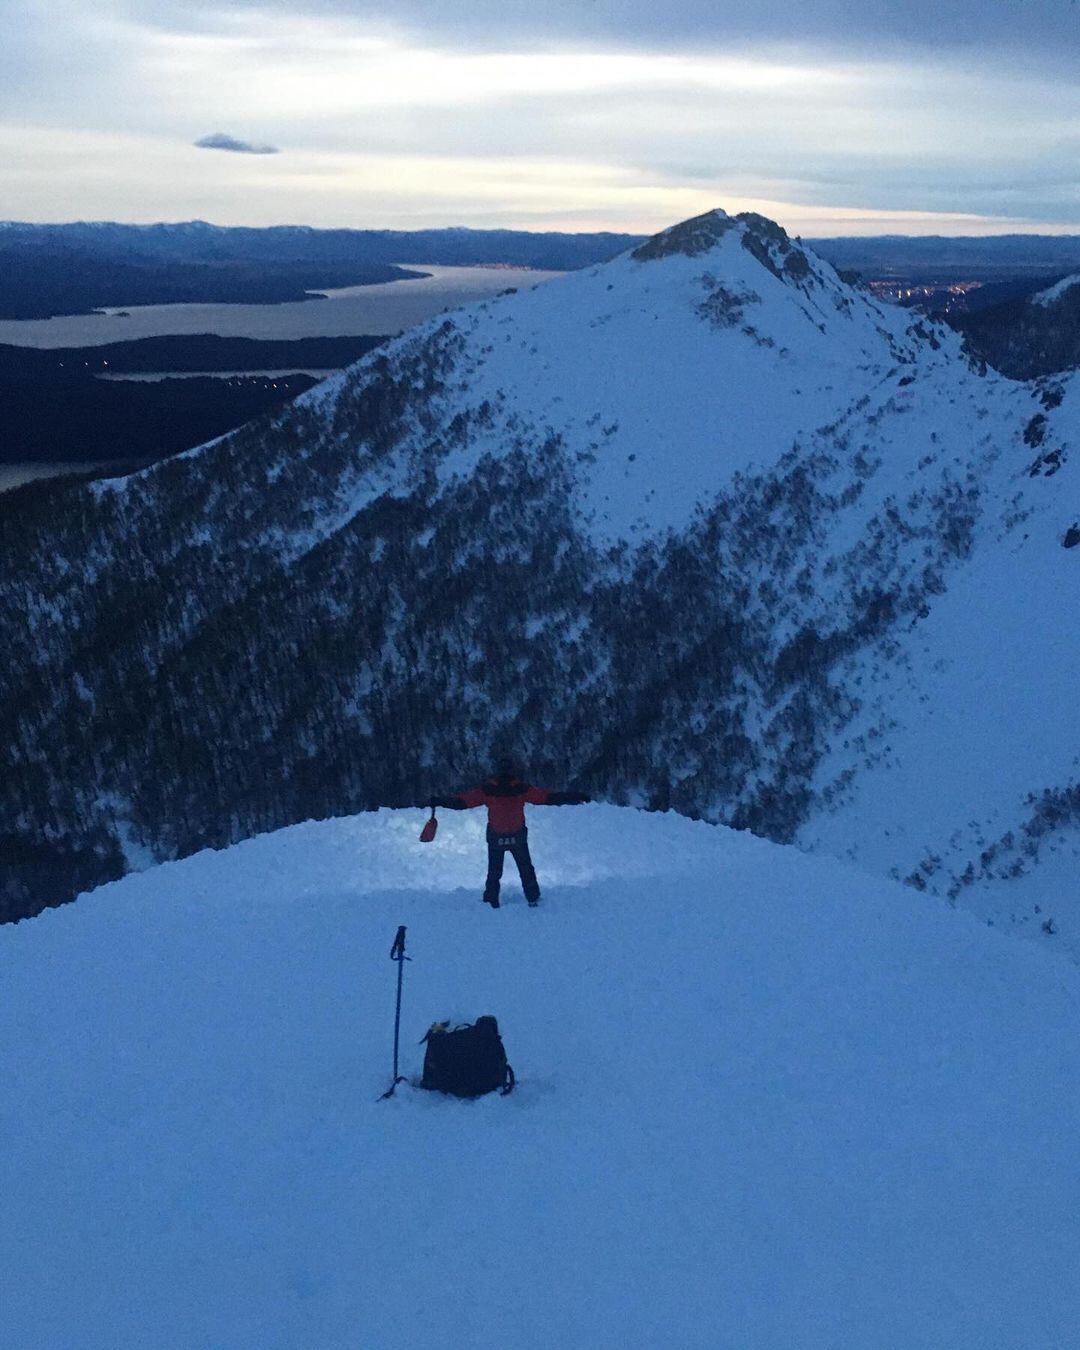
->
[420,1016,515,1098]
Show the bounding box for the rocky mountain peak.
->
[631,206,819,295]
[631,208,735,261]
[734,211,813,284]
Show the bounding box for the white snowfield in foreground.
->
[3,806,1080,1349]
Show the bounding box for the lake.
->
[0,263,565,494]
[0,264,563,349]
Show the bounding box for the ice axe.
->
[378,925,411,1100]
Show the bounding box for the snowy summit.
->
[4,806,1080,1348]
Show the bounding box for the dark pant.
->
[485,826,539,905]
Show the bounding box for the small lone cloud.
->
[194,132,280,155]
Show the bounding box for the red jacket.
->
[438,776,578,833]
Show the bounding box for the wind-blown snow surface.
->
[4,806,1080,1349]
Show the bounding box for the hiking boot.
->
[484,894,500,909]
[527,894,540,907]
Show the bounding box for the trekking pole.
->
[379,926,411,1100]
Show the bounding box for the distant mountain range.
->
[4,207,1078,951]
[8,218,1080,320]
[0,219,644,268]
[808,233,1080,281]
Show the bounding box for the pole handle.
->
[389,925,407,960]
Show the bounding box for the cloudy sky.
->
[4,0,1079,234]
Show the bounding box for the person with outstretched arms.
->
[431,754,589,908]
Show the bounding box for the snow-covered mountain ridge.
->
[3,208,1079,949]
[4,807,1079,1348]
[321,206,961,546]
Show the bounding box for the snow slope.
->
[4,806,1079,1349]
[294,208,959,548]
[797,365,1080,946]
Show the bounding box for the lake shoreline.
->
[0,264,563,349]
[0,265,563,499]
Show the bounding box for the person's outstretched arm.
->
[524,787,591,806]
[430,787,487,810]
